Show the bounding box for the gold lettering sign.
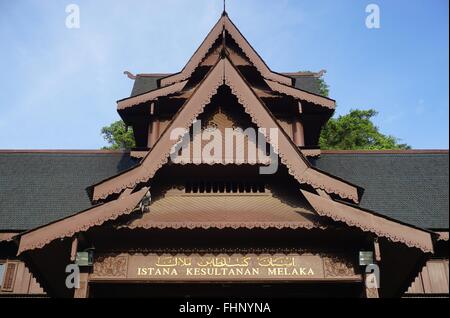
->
[124,254,325,281]
[91,253,361,282]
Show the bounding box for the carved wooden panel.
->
[1,262,17,291]
[323,256,358,278]
[365,286,379,298]
[92,254,128,278]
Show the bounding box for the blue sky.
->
[0,0,448,149]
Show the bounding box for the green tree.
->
[319,109,410,150]
[317,78,329,97]
[101,120,136,150]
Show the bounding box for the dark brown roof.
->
[0,151,138,230]
[17,187,148,253]
[0,150,447,231]
[129,72,324,97]
[312,151,449,230]
[0,149,130,154]
[321,150,448,154]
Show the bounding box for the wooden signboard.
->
[90,253,361,282]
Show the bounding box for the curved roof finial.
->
[123,71,136,80]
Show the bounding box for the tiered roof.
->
[12,13,439,256]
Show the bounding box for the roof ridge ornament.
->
[221,9,226,83]
[222,0,227,16]
[316,69,327,78]
[123,71,136,80]
[289,70,327,78]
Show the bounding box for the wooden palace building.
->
[0,12,448,298]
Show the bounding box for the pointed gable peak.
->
[160,13,292,87]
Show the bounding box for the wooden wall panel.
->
[13,262,31,293]
[407,273,424,293]
[29,276,45,294]
[406,259,449,295]
[427,260,449,293]
[0,259,45,295]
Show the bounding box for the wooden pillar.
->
[70,237,78,262]
[148,118,160,149]
[374,238,381,262]
[292,118,305,147]
[365,280,380,298]
[74,272,89,298]
[147,122,152,148]
[153,119,160,146]
[365,238,381,298]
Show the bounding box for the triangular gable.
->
[117,13,332,111]
[160,13,292,87]
[92,57,359,203]
[301,190,435,253]
[17,187,148,254]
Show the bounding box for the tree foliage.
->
[317,78,329,97]
[101,120,136,150]
[319,109,410,150]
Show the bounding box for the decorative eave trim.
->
[17,188,148,254]
[0,232,18,243]
[265,79,336,109]
[300,148,321,158]
[301,190,434,253]
[130,150,148,159]
[437,231,449,241]
[124,221,325,230]
[135,149,317,163]
[160,14,292,87]
[117,80,188,110]
[92,58,359,203]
